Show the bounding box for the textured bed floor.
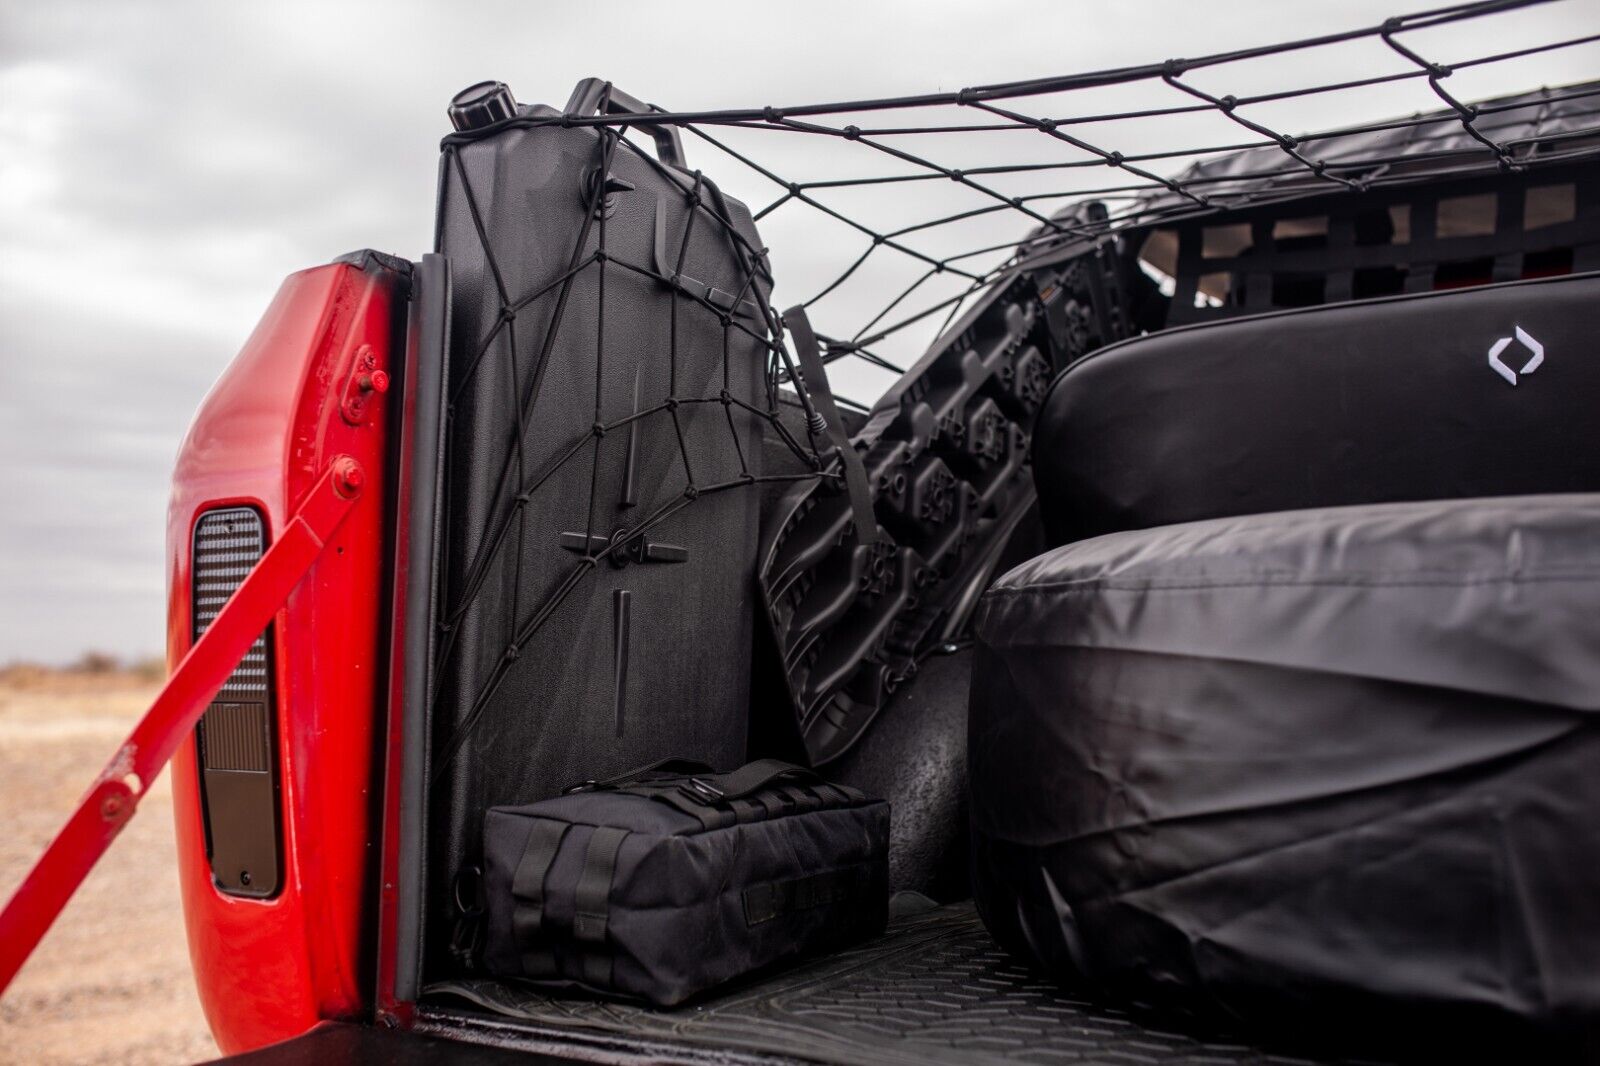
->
[428,901,1358,1066]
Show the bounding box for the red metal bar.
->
[0,457,364,997]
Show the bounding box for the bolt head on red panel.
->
[332,456,366,498]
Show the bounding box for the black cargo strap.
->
[511,818,571,977]
[782,307,879,547]
[573,826,629,987]
[743,868,863,926]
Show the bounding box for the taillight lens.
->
[191,506,281,897]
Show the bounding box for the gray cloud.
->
[2,0,1595,662]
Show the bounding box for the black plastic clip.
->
[559,531,610,557]
[561,531,687,568]
[582,166,636,220]
[629,540,688,564]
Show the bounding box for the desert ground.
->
[0,665,216,1065]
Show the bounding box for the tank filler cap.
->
[449,81,518,131]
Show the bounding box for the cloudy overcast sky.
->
[2,0,1595,664]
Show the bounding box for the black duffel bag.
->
[480,758,889,1006]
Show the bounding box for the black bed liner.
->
[424,902,1370,1066]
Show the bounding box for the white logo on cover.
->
[1487,326,1544,386]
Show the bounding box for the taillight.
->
[191,506,281,897]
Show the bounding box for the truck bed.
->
[424,901,1362,1066]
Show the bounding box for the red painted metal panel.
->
[164,259,404,1053]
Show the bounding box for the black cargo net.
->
[430,117,840,770]
[585,0,1597,400]
[430,0,1600,768]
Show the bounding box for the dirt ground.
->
[0,668,217,1065]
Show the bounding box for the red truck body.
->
[164,259,402,1052]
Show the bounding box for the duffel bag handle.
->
[563,755,714,795]
[681,759,824,805]
[564,78,687,169]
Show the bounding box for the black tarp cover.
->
[969,493,1600,1055]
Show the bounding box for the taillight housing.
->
[191,506,280,897]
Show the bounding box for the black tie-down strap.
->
[782,307,878,547]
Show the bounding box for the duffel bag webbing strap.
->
[782,307,878,547]
[511,818,571,977]
[778,784,822,813]
[814,780,867,805]
[573,826,629,988]
[631,761,866,827]
[562,755,714,795]
[695,758,824,803]
[643,788,738,830]
[608,779,736,830]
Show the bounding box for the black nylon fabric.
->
[481,766,889,1007]
[1032,272,1600,546]
[969,494,1600,1053]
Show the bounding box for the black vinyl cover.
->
[480,759,889,1006]
[969,494,1600,1054]
[431,102,774,954]
[1033,272,1600,546]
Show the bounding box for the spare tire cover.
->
[969,493,1600,1051]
